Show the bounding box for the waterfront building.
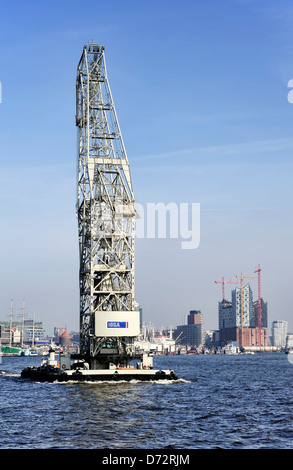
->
[54,327,66,338]
[134,301,143,333]
[220,326,268,347]
[272,320,288,348]
[218,283,268,347]
[232,284,254,328]
[218,300,233,329]
[285,333,293,351]
[59,331,71,350]
[174,310,204,348]
[0,320,46,345]
[204,330,220,349]
[253,299,268,328]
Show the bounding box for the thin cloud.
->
[134,137,293,162]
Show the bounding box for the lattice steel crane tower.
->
[20,43,178,382]
[76,44,139,370]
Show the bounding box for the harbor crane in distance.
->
[254,264,262,346]
[235,272,257,348]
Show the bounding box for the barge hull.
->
[21,367,178,383]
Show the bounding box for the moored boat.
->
[1,346,22,356]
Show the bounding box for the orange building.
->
[219,326,268,347]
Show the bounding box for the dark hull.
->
[21,367,178,383]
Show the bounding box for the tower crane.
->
[254,264,262,346]
[214,276,240,300]
[235,272,257,348]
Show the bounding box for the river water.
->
[0,353,292,449]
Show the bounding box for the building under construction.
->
[216,272,268,348]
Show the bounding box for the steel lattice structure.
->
[76,44,139,368]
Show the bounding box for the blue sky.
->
[0,0,293,335]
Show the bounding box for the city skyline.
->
[0,279,279,339]
[0,1,292,334]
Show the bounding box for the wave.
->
[0,370,21,377]
[58,378,190,385]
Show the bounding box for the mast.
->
[9,299,13,348]
[21,300,25,348]
[32,312,35,347]
[76,44,139,369]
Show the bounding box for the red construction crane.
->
[254,264,262,346]
[215,276,240,300]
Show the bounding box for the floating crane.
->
[21,43,177,382]
[75,43,138,368]
[254,264,262,346]
[235,272,257,348]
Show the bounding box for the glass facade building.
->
[272,320,288,348]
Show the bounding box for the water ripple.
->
[0,354,293,448]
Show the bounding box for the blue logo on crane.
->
[107,321,129,328]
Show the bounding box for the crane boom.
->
[215,276,240,300]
